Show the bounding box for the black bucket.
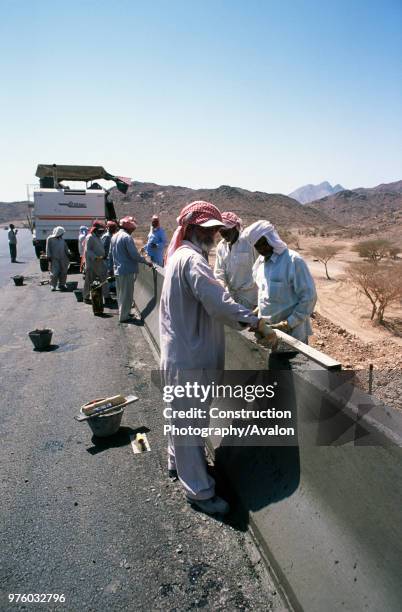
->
[39,255,49,272]
[28,328,53,350]
[12,275,24,286]
[74,289,83,302]
[90,282,104,315]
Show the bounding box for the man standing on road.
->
[110,216,153,323]
[214,211,258,309]
[160,201,265,516]
[243,221,316,343]
[101,221,118,260]
[143,214,167,266]
[46,226,70,291]
[83,220,113,305]
[78,226,88,258]
[8,224,18,263]
[102,221,118,294]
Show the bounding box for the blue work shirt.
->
[145,226,167,266]
[110,229,147,276]
[101,231,112,257]
[253,248,317,341]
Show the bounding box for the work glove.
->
[254,320,278,349]
[273,320,291,333]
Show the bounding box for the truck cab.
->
[31,164,129,262]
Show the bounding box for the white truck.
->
[31,164,130,262]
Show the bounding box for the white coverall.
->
[214,234,258,309]
[83,234,110,300]
[78,232,87,257]
[253,248,317,342]
[159,240,258,500]
[46,236,70,288]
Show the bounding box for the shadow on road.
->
[212,352,302,532]
[86,425,151,455]
[33,344,60,353]
[66,281,78,291]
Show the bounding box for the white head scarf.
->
[242,221,287,255]
[52,226,65,238]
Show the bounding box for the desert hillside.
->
[0,201,30,225]
[307,180,402,238]
[112,181,337,236]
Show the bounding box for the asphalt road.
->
[0,261,285,611]
[0,229,36,288]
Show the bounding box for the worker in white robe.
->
[83,220,111,304]
[214,211,258,309]
[243,221,317,343]
[46,226,70,291]
[160,201,261,516]
[78,226,88,257]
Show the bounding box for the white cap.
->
[198,218,224,228]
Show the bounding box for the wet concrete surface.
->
[0,262,285,611]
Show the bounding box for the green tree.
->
[353,239,394,263]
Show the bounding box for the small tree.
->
[348,262,402,324]
[310,245,341,280]
[353,239,394,263]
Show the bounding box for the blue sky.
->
[0,0,401,201]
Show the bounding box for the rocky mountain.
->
[307,180,402,236]
[112,181,336,238]
[0,201,30,225]
[289,181,345,204]
[0,184,337,236]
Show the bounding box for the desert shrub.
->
[353,239,395,263]
[348,261,402,323]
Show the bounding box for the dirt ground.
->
[298,235,402,411]
[299,235,402,346]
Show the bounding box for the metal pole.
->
[52,164,57,188]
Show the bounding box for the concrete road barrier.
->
[135,264,402,612]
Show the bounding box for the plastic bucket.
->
[84,407,124,437]
[74,289,83,302]
[13,275,24,286]
[28,329,53,350]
